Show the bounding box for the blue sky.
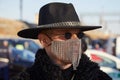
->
[0,0,120,34]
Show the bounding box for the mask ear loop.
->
[72,39,82,70]
[44,33,53,46]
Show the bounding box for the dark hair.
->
[81,38,87,52]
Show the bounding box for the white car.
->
[85,49,120,70]
[85,49,120,80]
[100,67,120,80]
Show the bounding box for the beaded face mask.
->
[51,39,82,70]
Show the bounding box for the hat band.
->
[37,22,82,28]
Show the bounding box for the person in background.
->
[16,2,112,80]
[0,40,10,80]
[94,43,105,52]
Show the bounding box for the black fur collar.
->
[19,49,112,80]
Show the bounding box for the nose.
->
[71,34,78,39]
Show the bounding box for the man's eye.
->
[65,33,72,39]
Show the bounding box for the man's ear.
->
[81,38,87,52]
[38,33,51,47]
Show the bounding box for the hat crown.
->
[17,2,101,39]
[38,3,80,25]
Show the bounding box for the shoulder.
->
[11,71,30,80]
[77,53,112,80]
[97,70,112,80]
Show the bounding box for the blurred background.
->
[0,0,120,80]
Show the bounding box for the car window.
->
[13,39,39,53]
[15,44,24,50]
[26,41,39,53]
[90,54,116,68]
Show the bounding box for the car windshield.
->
[12,39,40,53]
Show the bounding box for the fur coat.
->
[16,49,112,80]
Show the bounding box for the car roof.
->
[85,49,120,62]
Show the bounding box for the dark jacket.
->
[16,49,112,80]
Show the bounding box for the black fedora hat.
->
[18,2,101,39]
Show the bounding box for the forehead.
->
[47,28,81,33]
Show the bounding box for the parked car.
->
[10,38,40,53]
[11,48,35,67]
[100,66,120,80]
[85,49,120,70]
[0,38,40,79]
[85,49,120,80]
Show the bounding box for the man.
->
[17,2,112,80]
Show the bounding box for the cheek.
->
[52,37,66,41]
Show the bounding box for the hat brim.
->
[17,25,101,39]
